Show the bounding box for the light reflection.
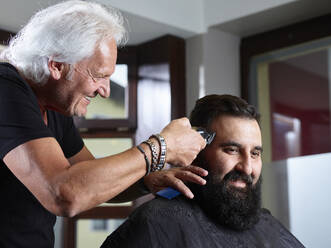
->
[199,65,205,98]
[273,113,301,159]
[136,63,171,143]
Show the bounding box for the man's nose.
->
[97,79,110,98]
[236,153,253,175]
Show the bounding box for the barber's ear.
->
[48,60,65,80]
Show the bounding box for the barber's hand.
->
[143,166,208,199]
[161,117,206,166]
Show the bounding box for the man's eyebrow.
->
[220,142,264,153]
[90,68,111,77]
[94,71,109,77]
[219,142,241,148]
[255,146,263,153]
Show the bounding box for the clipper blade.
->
[192,127,215,145]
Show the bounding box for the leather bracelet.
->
[142,139,158,171]
[150,134,167,170]
[137,145,151,176]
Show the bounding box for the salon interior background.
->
[1,0,331,247]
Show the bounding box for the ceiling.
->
[0,0,196,45]
[1,0,331,44]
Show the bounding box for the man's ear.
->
[48,60,65,80]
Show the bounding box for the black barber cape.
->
[0,63,84,247]
[101,195,305,248]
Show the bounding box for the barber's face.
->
[61,39,117,117]
[203,115,262,190]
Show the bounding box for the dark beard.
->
[191,170,262,231]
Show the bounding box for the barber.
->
[0,1,207,247]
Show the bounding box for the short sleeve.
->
[0,66,52,159]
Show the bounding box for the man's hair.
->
[189,94,260,129]
[0,0,127,84]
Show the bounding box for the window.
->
[74,47,137,130]
[241,13,331,162]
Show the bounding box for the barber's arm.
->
[3,117,205,217]
[111,118,209,202]
[110,165,208,203]
[110,117,208,202]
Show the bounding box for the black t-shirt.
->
[102,196,305,248]
[0,63,84,247]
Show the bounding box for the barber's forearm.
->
[55,146,148,216]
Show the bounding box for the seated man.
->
[101,94,305,248]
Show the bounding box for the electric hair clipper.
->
[192,127,216,145]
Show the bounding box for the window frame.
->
[240,13,331,163]
[73,47,138,131]
[240,13,331,103]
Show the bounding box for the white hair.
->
[0,0,127,84]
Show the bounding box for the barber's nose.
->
[236,153,253,175]
[97,79,110,98]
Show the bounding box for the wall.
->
[287,153,331,247]
[186,28,240,114]
[203,28,240,97]
[262,153,331,248]
[186,35,203,115]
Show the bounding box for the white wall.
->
[263,153,331,248]
[186,35,204,115]
[186,28,240,114]
[203,28,240,97]
[287,153,331,248]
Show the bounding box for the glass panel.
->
[135,63,171,143]
[76,138,132,247]
[76,219,125,248]
[83,137,132,158]
[83,137,133,206]
[250,37,331,162]
[85,64,128,119]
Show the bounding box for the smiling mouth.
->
[84,96,93,103]
[229,180,247,188]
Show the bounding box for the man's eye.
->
[95,75,105,79]
[224,147,238,154]
[251,150,261,158]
